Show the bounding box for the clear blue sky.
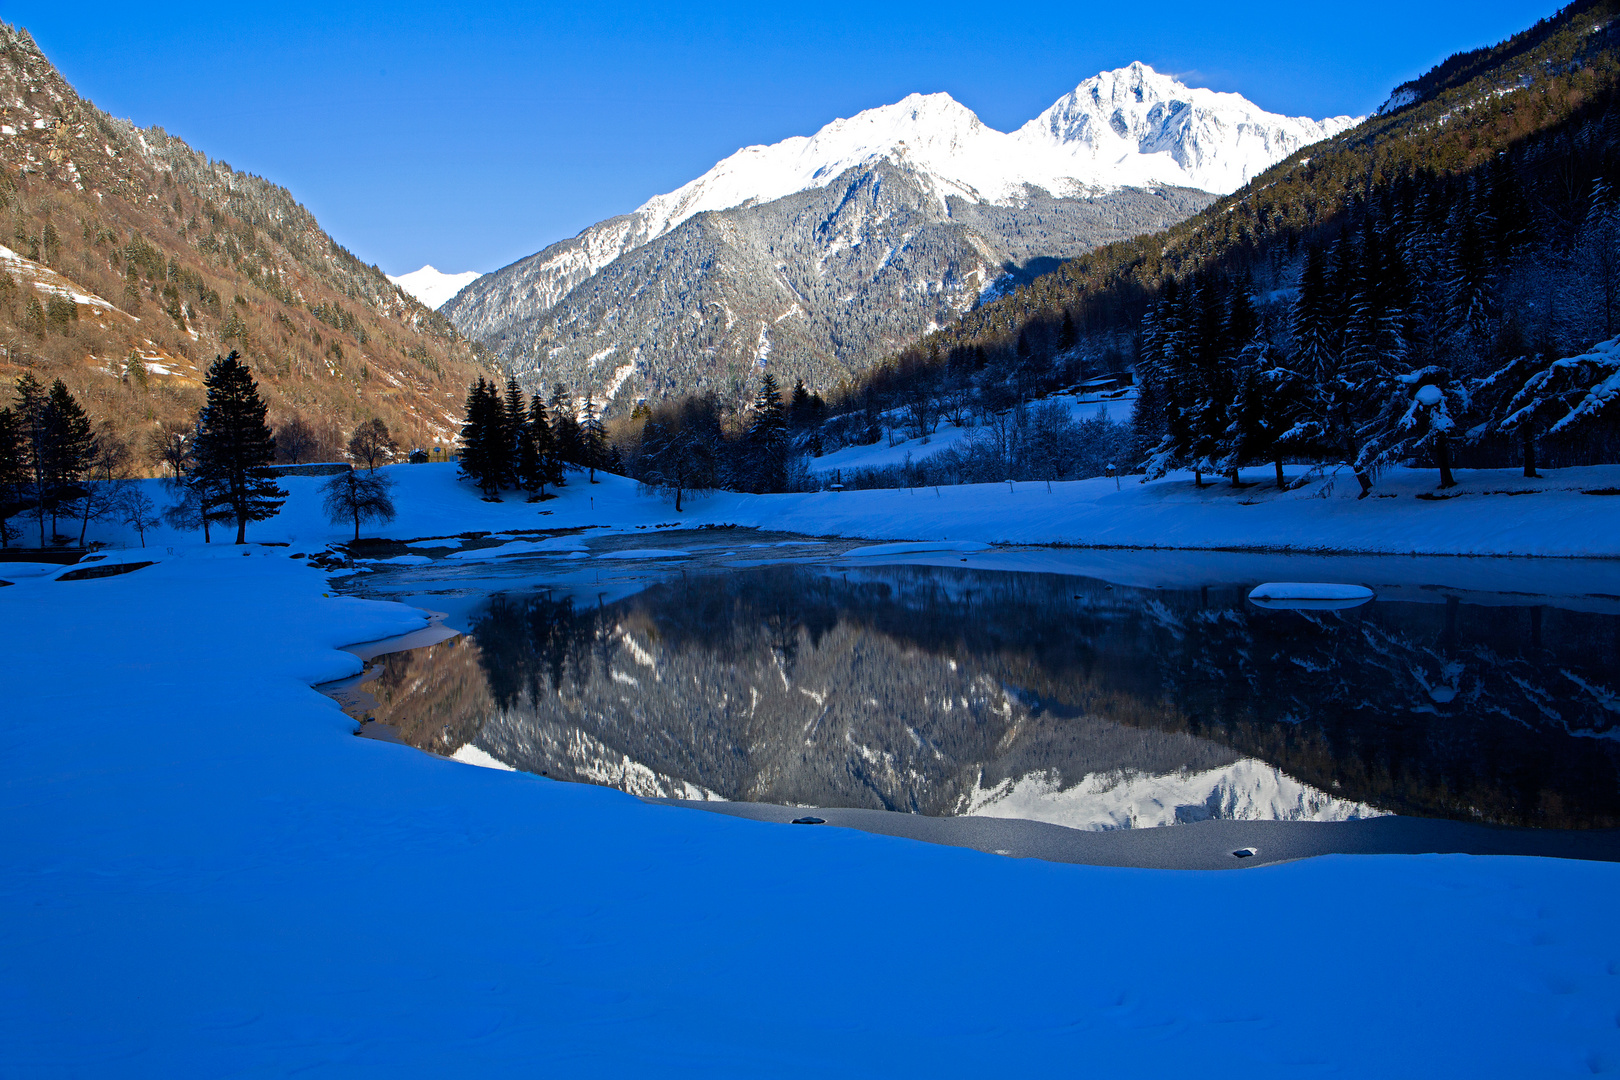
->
[11,1,1563,276]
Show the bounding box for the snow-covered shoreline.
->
[5,465,1620,1074]
[48,458,1620,561]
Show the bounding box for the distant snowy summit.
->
[443,63,1361,411]
[632,61,1360,244]
[388,265,481,309]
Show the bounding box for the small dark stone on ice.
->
[1232,847,1258,859]
[791,816,826,825]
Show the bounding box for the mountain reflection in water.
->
[354,563,1620,830]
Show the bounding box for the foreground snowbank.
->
[5,535,1620,1072]
[72,458,1620,558]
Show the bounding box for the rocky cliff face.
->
[445,65,1357,413]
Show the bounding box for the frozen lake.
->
[333,532,1620,839]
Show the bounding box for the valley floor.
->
[4,465,1620,1075]
[42,456,1620,559]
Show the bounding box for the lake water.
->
[333,532,1620,834]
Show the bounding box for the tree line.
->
[1,350,405,548]
[455,377,609,499]
[1133,159,1620,492]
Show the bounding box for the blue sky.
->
[12,1,1562,276]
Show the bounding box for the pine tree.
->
[549,383,581,467]
[523,396,562,496]
[747,373,789,493]
[458,378,498,496]
[12,373,47,544]
[1057,310,1078,353]
[188,351,287,543]
[0,405,21,547]
[579,395,607,482]
[501,377,526,489]
[18,379,96,544]
[1140,278,1192,478]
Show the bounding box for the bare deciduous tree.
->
[347,417,397,472]
[321,469,396,539]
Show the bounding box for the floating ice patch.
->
[1248,582,1375,610]
[445,537,586,561]
[595,550,692,560]
[842,540,991,558]
[360,554,433,566]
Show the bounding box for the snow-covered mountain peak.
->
[631,91,1003,240]
[1015,63,1361,192]
[388,265,480,309]
[629,68,1360,244]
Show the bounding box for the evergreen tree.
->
[1290,245,1337,378]
[12,373,48,544]
[789,378,815,429]
[188,351,287,543]
[522,396,562,496]
[12,378,96,544]
[0,405,21,547]
[501,377,526,489]
[1470,350,1550,477]
[549,383,581,467]
[1140,278,1192,478]
[579,395,607,482]
[1057,310,1078,353]
[747,373,790,493]
[458,378,500,496]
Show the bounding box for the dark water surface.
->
[334,534,1620,835]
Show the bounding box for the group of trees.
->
[0,374,170,547]
[457,377,606,499]
[625,375,823,509]
[1135,162,1620,492]
[0,350,408,548]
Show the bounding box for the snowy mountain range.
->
[445,64,1359,412]
[388,265,481,309]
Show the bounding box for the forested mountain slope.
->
[446,67,1354,417]
[855,0,1620,486]
[0,23,488,458]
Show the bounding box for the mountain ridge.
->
[0,23,489,457]
[446,63,1355,412]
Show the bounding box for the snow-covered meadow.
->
[47,453,1620,558]
[5,462,1620,1075]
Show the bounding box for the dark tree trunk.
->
[1355,471,1373,498]
[1274,459,1286,488]
[674,483,683,513]
[1523,428,1539,478]
[1193,468,1203,487]
[235,512,247,544]
[1228,468,1240,487]
[1435,438,1457,489]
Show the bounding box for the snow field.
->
[805,389,1134,476]
[69,456,1620,559]
[4,545,1620,1074]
